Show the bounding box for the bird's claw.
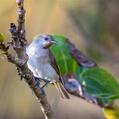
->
[34,77,50,89]
[40,80,50,90]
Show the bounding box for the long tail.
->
[53,82,70,99]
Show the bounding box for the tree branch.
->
[0,0,53,119]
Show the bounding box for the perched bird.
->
[26,34,119,107]
[26,35,70,99]
[27,34,119,118]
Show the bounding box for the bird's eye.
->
[44,37,49,41]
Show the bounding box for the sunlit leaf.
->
[103,106,119,119]
[51,35,119,106]
[0,33,4,42]
[51,35,79,75]
[80,67,119,104]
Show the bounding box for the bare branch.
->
[0,0,54,118]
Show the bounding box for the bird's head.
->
[34,34,56,49]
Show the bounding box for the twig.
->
[0,0,53,119]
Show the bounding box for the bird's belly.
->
[27,62,42,78]
[27,61,59,82]
[42,64,59,81]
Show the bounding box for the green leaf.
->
[51,35,79,75]
[51,35,119,105]
[0,33,4,42]
[80,67,119,104]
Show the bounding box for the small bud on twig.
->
[16,0,24,5]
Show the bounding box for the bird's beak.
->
[43,39,56,49]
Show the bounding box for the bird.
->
[26,34,70,99]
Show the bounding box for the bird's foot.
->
[34,77,40,86]
[40,80,50,89]
[34,77,51,89]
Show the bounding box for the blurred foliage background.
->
[0,0,119,119]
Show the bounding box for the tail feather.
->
[53,82,70,99]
